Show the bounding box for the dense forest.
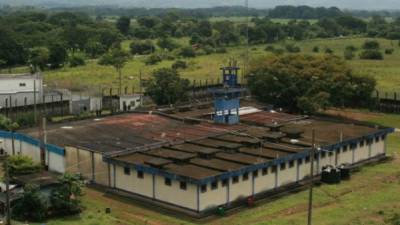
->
[1,6,400,71]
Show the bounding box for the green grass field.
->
[18,111,399,225]
[28,36,399,95]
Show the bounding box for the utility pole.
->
[5,153,10,225]
[308,129,316,225]
[139,70,143,107]
[244,0,250,84]
[33,78,37,125]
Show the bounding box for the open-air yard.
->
[17,111,399,225]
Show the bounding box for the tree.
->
[0,27,27,71]
[0,114,19,131]
[48,42,68,69]
[137,16,159,29]
[360,50,383,60]
[157,37,179,51]
[248,54,376,113]
[69,55,86,67]
[50,173,83,216]
[99,48,130,95]
[116,16,131,35]
[179,46,196,58]
[146,68,190,105]
[362,40,380,50]
[130,40,155,55]
[29,47,49,72]
[85,40,106,58]
[12,184,48,222]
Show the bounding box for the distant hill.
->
[0,0,399,10]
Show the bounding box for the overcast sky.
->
[1,0,399,10]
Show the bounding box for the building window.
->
[328,151,334,156]
[360,140,364,147]
[222,179,228,187]
[375,136,380,143]
[262,168,268,175]
[243,172,249,181]
[305,156,310,163]
[165,178,171,186]
[19,83,26,87]
[280,162,286,170]
[271,165,277,173]
[253,170,258,178]
[232,176,239,184]
[180,181,187,190]
[343,145,348,152]
[124,167,130,175]
[321,151,326,158]
[297,159,303,165]
[137,171,144,179]
[211,181,218,190]
[201,184,207,193]
[289,160,294,168]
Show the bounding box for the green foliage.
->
[215,47,227,53]
[385,48,395,55]
[0,26,27,69]
[248,54,376,113]
[362,40,380,50]
[157,37,179,51]
[29,47,49,72]
[116,16,131,35]
[179,46,196,58]
[345,45,358,52]
[285,44,301,53]
[130,40,155,55]
[15,112,35,127]
[7,155,41,177]
[48,42,68,69]
[344,49,355,60]
[146,68,190,105]
[98,48,130,72]
[325,47,334,54]
[171,60,187,70]
[50,173,83,216]
[145,54,163,65]
[360,50,384,60]
[0,114,19,131]
[265,45,275,52]
[85,40,106,58]
[312,46,319,53]
[12,184,48,222]
[69,55,86,67]
[388,213,400,225]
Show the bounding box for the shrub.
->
[145,54,162,65]
[273,48,285,55]
[172,60,187,70]
[344,50,355,60]
[50,173,83,216]
[202,45,215,55]
[362,40,380,50]
[216,47,227,53]
[12,184,48,222]
[360,50,384,60]
[179,46,196,58]
[385,48,394,55]
[345,45,357,52]
[325,48,334,54]
[265,45,275,52]
[312,46,319,53]
[69,55,85,67]
[7,155,41,177]
[130,40,155,55]
[285,44,301,53]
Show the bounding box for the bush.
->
[325,48,334,54]
[145,54,162,65]
[50,173,83,216]
[216,47,227,53]
[130,40,155,55]
[171,60,187,70]
[69,55,85,67]
[273,48,285,55]
[344,49,355,60]
[179,46,196,58]
[345,45,357,52]
[157,38,179,51]
[312,46,319,53]
[13,184,48,222]
[7,155,41,177]
[265,45,275,52]
[388,213,400,225]
[285,44,301,53]
[360,50,384,60]
[362,40,380,50]
[202,45,215,55]
[16,113,35,127]
[385,48,394,55]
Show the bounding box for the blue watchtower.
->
[211,63,244,125]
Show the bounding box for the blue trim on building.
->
[104,127,394,185]
[0,130,65,156]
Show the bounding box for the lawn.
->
[18,111,399,225]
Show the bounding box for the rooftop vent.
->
[284,128,304,139]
